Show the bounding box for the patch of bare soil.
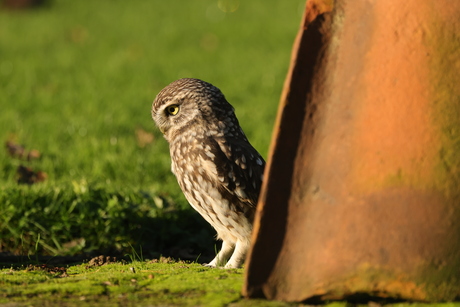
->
[26,264,68,277]
[85,255,119,268]
[148,256,186,264]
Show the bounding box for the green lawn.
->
[1,260,250,306]
[1,259,459,306]
[0,0,303,304]
[0,0,302,257]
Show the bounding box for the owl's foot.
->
[205,240,235,268]
[224,239,249,269]
[203,240,249,269]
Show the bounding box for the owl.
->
[151,78,265,269]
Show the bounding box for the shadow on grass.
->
[0,186,218,266]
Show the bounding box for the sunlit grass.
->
[2,260,459,306]
[0,260,245,306]
[0,0,303,256]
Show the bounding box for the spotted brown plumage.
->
[151,78,265,268]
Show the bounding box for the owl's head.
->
[152,78,234,141]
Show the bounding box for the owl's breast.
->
[171,136,224,187]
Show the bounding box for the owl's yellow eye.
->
[166,104,180,116]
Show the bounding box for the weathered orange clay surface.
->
[244,0,460,302]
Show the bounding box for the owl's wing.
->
[208,136,265,211]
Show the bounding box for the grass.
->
[0,259,248,306]
[0,0,304,304]
[2,258,460,306]
[0,184,216,258]
[0,0,304,257]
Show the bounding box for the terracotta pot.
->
[244,0,460,302]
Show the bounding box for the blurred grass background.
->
[0,0,303,258]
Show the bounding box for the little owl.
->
[151,78,265,268]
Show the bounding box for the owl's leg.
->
[204,240,235,268]
[224,239,249,269]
